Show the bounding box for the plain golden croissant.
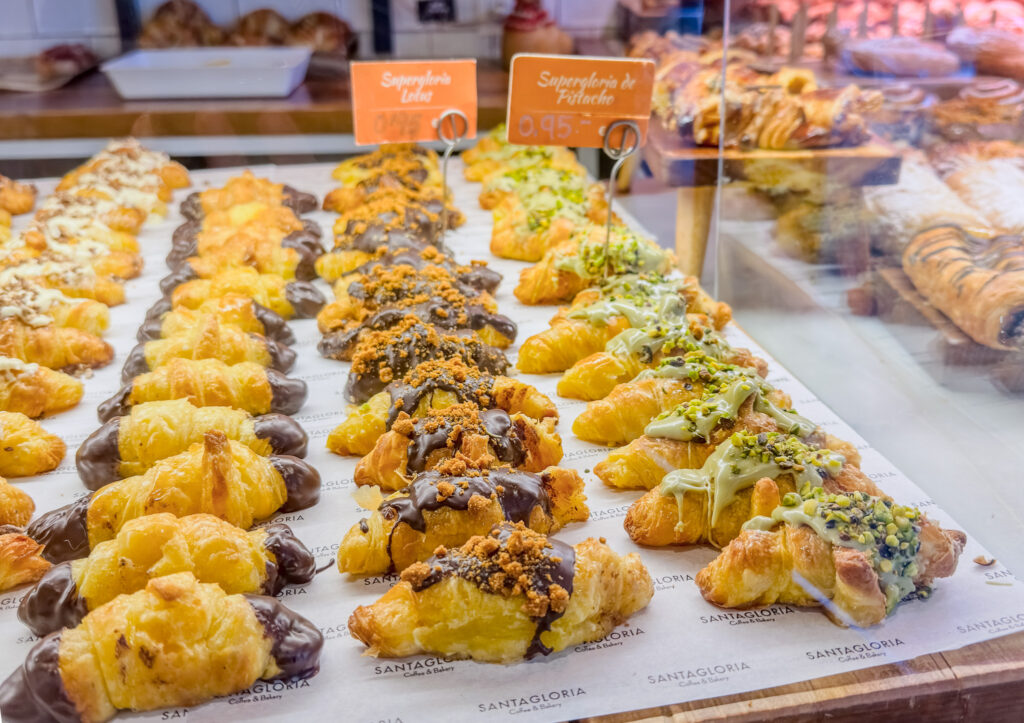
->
[0,476,34,527]
[169,266,325,319]
[338,466,589,575]
[137,292,294,345]
[77,398,308,490]
[0,356,83,417]
[1,572,322,723]
[349,523,652,664]
[27,431,320,563]
[698,483,966,627]
[354,404,562,491]
[0,411,65,478]
[0,319,113,372]
[0,528,50,593]
[97,358,307,423]
[327,359,558,457]
[624,431,882,549]
[18,513,315,636]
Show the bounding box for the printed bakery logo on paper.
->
[646,661,752,688]
[574,625,645,653]
[653,573,694,591]
[227,677,311,705]
[373,655,461,678]
[804,637,905,663]
[0,589,26,612]
[320,620,351,641]
[476,687,587,715]
[588,504,632,522]
[956,612,1024,636]
[699,605,794,625]
[319,476,354,493]
[363,572,400,588]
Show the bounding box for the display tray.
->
[4,160,1024,723]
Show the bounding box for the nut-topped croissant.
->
[27,431,320,563]
[77,399,308,490]
[169,266,325,320]
[97,358,307,423]
[35,192,145,236]
[19,513,315,636]
[349,522,652,664]
[0,356,83,417]
[0,175,37,216]
[326,359,558,457]
[0,258,125,307]
[0,572,322,723]
[339,467,588,576]
[0,279,110,336]
[59,138,190,193]
[0,319,113,372]
[0,412,65,478]
[697,484,966,627]
[478,154,586,210]
[354,404,563,491]
[137,292,294,345]
[624,431,881,550]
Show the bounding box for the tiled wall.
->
[0,0,120,58]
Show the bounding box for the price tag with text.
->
[351,59,478,145]
[506,54,655,148]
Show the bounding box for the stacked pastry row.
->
[309,144,654,665]
[0,170,330,722]
[464,130,967,629]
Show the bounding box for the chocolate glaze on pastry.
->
[26,495,91,564]
[350,246,502,295]
[96,384,131,423]
[252,303,295,345]
[269,456,321,512]
[17,562,89,637]
[158,265,199,295]
[404,409,525,473]
[0,632,79,723]
[143,295,173,325]
[252,413,309,457]
[280,231,325,281]
[179,185,319,221]
[267,369,308,415]
[244,594,324,680]
[284,281,327,318]
[75,418,120,490]
[384,360,496,428]
[261,522,316,595]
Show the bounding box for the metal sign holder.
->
[434,108,470,237]
[601,119,641,274]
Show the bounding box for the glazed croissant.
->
[326,359,558,457]
[60,138,191,191]
[179,171,317,219]
[354,404,562,491]
[0,412,65,478]
[349,523,652,664]
[137,292,295,345]
[98,358,307,423]
[19,513,315,636]
[119,316,296,381]
[0,528,50,593]
[2,259,126,307]
[1,572,322,723]
[36,192,146,236]
[28,431,320,563]
[0,356,83,417]
[77,398,308,490]
[169,266,325,319]
[339,467,588,576]
[0,279,110,335]
[0,476,34,527]
[0,319,113,371]
[624,431,881,550]
[697,484,966,627]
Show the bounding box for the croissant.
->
[28,431,320,563]
[0,356,83,417]
[0,476,34,527]
[339,467,588,576]
[1,260,125,306]
[354,404,562,491]
[170,210,318,265]
[349,523,652,663]
[97,358,307,423]
[119,316,295,382]
[179,171,317,219]
[170,266,325,319]
[164,229,323,285]
[464,142,581,184]
[477,154,586,210]
[0,528,50,593]
[67,181,168,219]
[514,225,674,305]
[0,175,36,216]
[697,484,966,627]
[19,513,315,636]
[327,359,558,457]
[460,124,507,172]
[1,572,322,723]
[25,215,141,255]
[36,192,146,236]
[0,318,111,372]
[137,292,294,345]
[0,279,110,335]
[61,138,190,191]
[624,431,881,550]
[0,412,65,478]
[77,398,308,490]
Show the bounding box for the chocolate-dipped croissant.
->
[97,358,307,423]
[339,467,588,575]
[0,356,83,418]
[1,572,322,723]
[137,292,294,345]
[163,231,323,284]
[0,319,113,372]
[77,399,308,490]
[179,171,317,219]
[169,266,325,319]
[0,412,65,478]
[28,431,320,563]
[349,523,652,663]
[19,513,315,636]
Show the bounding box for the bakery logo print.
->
[320,477,354,493]
[363,572,400,588]
[805,637,905,663]
[574,625,645,653]
[477,687,586,714]
[321,621,351,641]
[653,573,694,591]
[310,542,341,561]
[1,590,26,612]
[699,605,794,625]
[373,655,460,678]
[957,612,1024,636]
[381,69,452,103]
[227,678,311,705]
[647,662,752,688]
[589,504,631,521]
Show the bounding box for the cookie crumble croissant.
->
[349,522,652,663]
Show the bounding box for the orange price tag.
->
[506,54,655,149]
[351,59,478,145]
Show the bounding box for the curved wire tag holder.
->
[434,108,469,238]
[601,119,641,276]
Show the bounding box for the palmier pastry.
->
[137,292,294,345]
[339,467,587,575]
[0,412,65,478]
[699,485,965,627]
[0,572,322,722]
[77,399,308,490]
[27,431,320,563]
[97,358,307,423]
[179,171,317,220]
[0,175,37,216]
[0,356,83,418]
[349,523,652,663]
[19,513,315,636]
[354,404,562,490]
[326,359,557,457]
[168,266,325,319]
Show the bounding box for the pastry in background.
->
[34,43,98,82]
[842,37,960,77]
[929,81,1024,143]
[0,357,83,418]
[288,11,357,57]
[229,8,290,46]
[947,25,1024,82]
[0,175,36,216]
[944,158,1024,234]
[138,0,226,47]
[864,83,936,144]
